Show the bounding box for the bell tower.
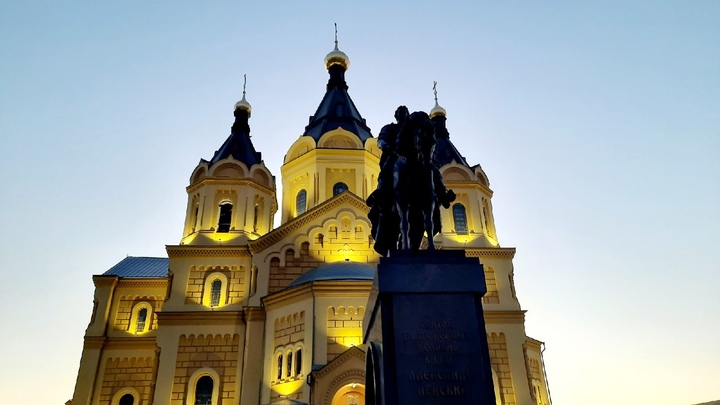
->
[280,36,381,224]
[181,79,277,245]
[430,89,499,249]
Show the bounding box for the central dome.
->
[288,262,375,288]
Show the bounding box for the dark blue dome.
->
[288,262,376,288]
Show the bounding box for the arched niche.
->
[284,136,317,164]
[318,128,363,149]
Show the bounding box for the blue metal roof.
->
[102,256,169,278]
[288,262,376,288]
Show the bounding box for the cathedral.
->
[69,40,551,405]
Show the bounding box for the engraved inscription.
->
[404,318,470,398]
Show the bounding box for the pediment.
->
[249,192,371,254]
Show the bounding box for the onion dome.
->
[234,94,252,115]
[429,99,447,118]
[324,42,350,71]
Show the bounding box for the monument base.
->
[363,250,496,404]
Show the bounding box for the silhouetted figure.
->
[367,107,455,255]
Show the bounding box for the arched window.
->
[333,182,349,196]
[277,353,284,380]
[286,351,293,377]
[296,190,307,215]
[295,348,303,375]
[195,375,213,405]
[453,203,468,235]
[192,203,199,231]
[135,308,147,332]
[129,302,153,334]
[210,279,222,307]
[217,201,233,233]
[119,393,134,405]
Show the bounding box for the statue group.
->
[367,106,456,256]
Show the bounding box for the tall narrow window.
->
[253,204,259,232]
[119,393,134,405]
[333,182,349,196]
[135,308,147,333]
[195,375,213,405]
[277,354,284,380]
[453,203,468,235]
[286,351,293,377]
[192,203,199,231]
[217,202,233,233]
[295,349,302,375]
[296,190,307,215]
[210,279,222,307]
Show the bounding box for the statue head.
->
[394,105,410,124]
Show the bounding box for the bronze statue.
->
[367,107,455,255]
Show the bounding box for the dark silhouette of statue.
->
[367,107,455,256]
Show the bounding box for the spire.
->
[208,75,262,166]
[304,26,371,142]
[429,82,470,167]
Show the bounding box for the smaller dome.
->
[288,262,375,288]
[234,95,252,116]
[429,100,446,118]
[324,43,350,70]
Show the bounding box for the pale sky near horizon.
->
[0,1,718,404]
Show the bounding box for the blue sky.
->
[0,1,718,404]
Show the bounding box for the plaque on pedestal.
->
[363,250,496,404]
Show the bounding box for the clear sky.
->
[0,1,718,404]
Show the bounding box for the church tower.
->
[281,38,381,224]
[181,80,277,246]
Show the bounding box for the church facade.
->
[70,42,551,405]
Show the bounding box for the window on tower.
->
[452,203,468,235]
[119,393,134,405]
[333,182,349,196]
[135,307,147,332]
[210,279,222,307]
[194,375,213,405]
[295,348,303,375]
[217,201,233,232]
[296,190,307,215]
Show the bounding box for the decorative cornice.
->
[187,178,276,196]
[444,180,494,196]
[465,248,516,259]
[249,193,369,252]
[103,337,157,351]
[310,281,373,298]
[243,306,266,322]
[84,336,106,349]
[166,245,252,258]
[525,336,545,348]
[117,279,168,288]
[93,275,119,288]
[263,284,312,309]
[484,310,526,324]
[157,310,245,326]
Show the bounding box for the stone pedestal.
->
[363,250,496,404]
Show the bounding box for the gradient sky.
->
[1,1,718,404]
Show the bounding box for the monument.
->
[363,107,496,404]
